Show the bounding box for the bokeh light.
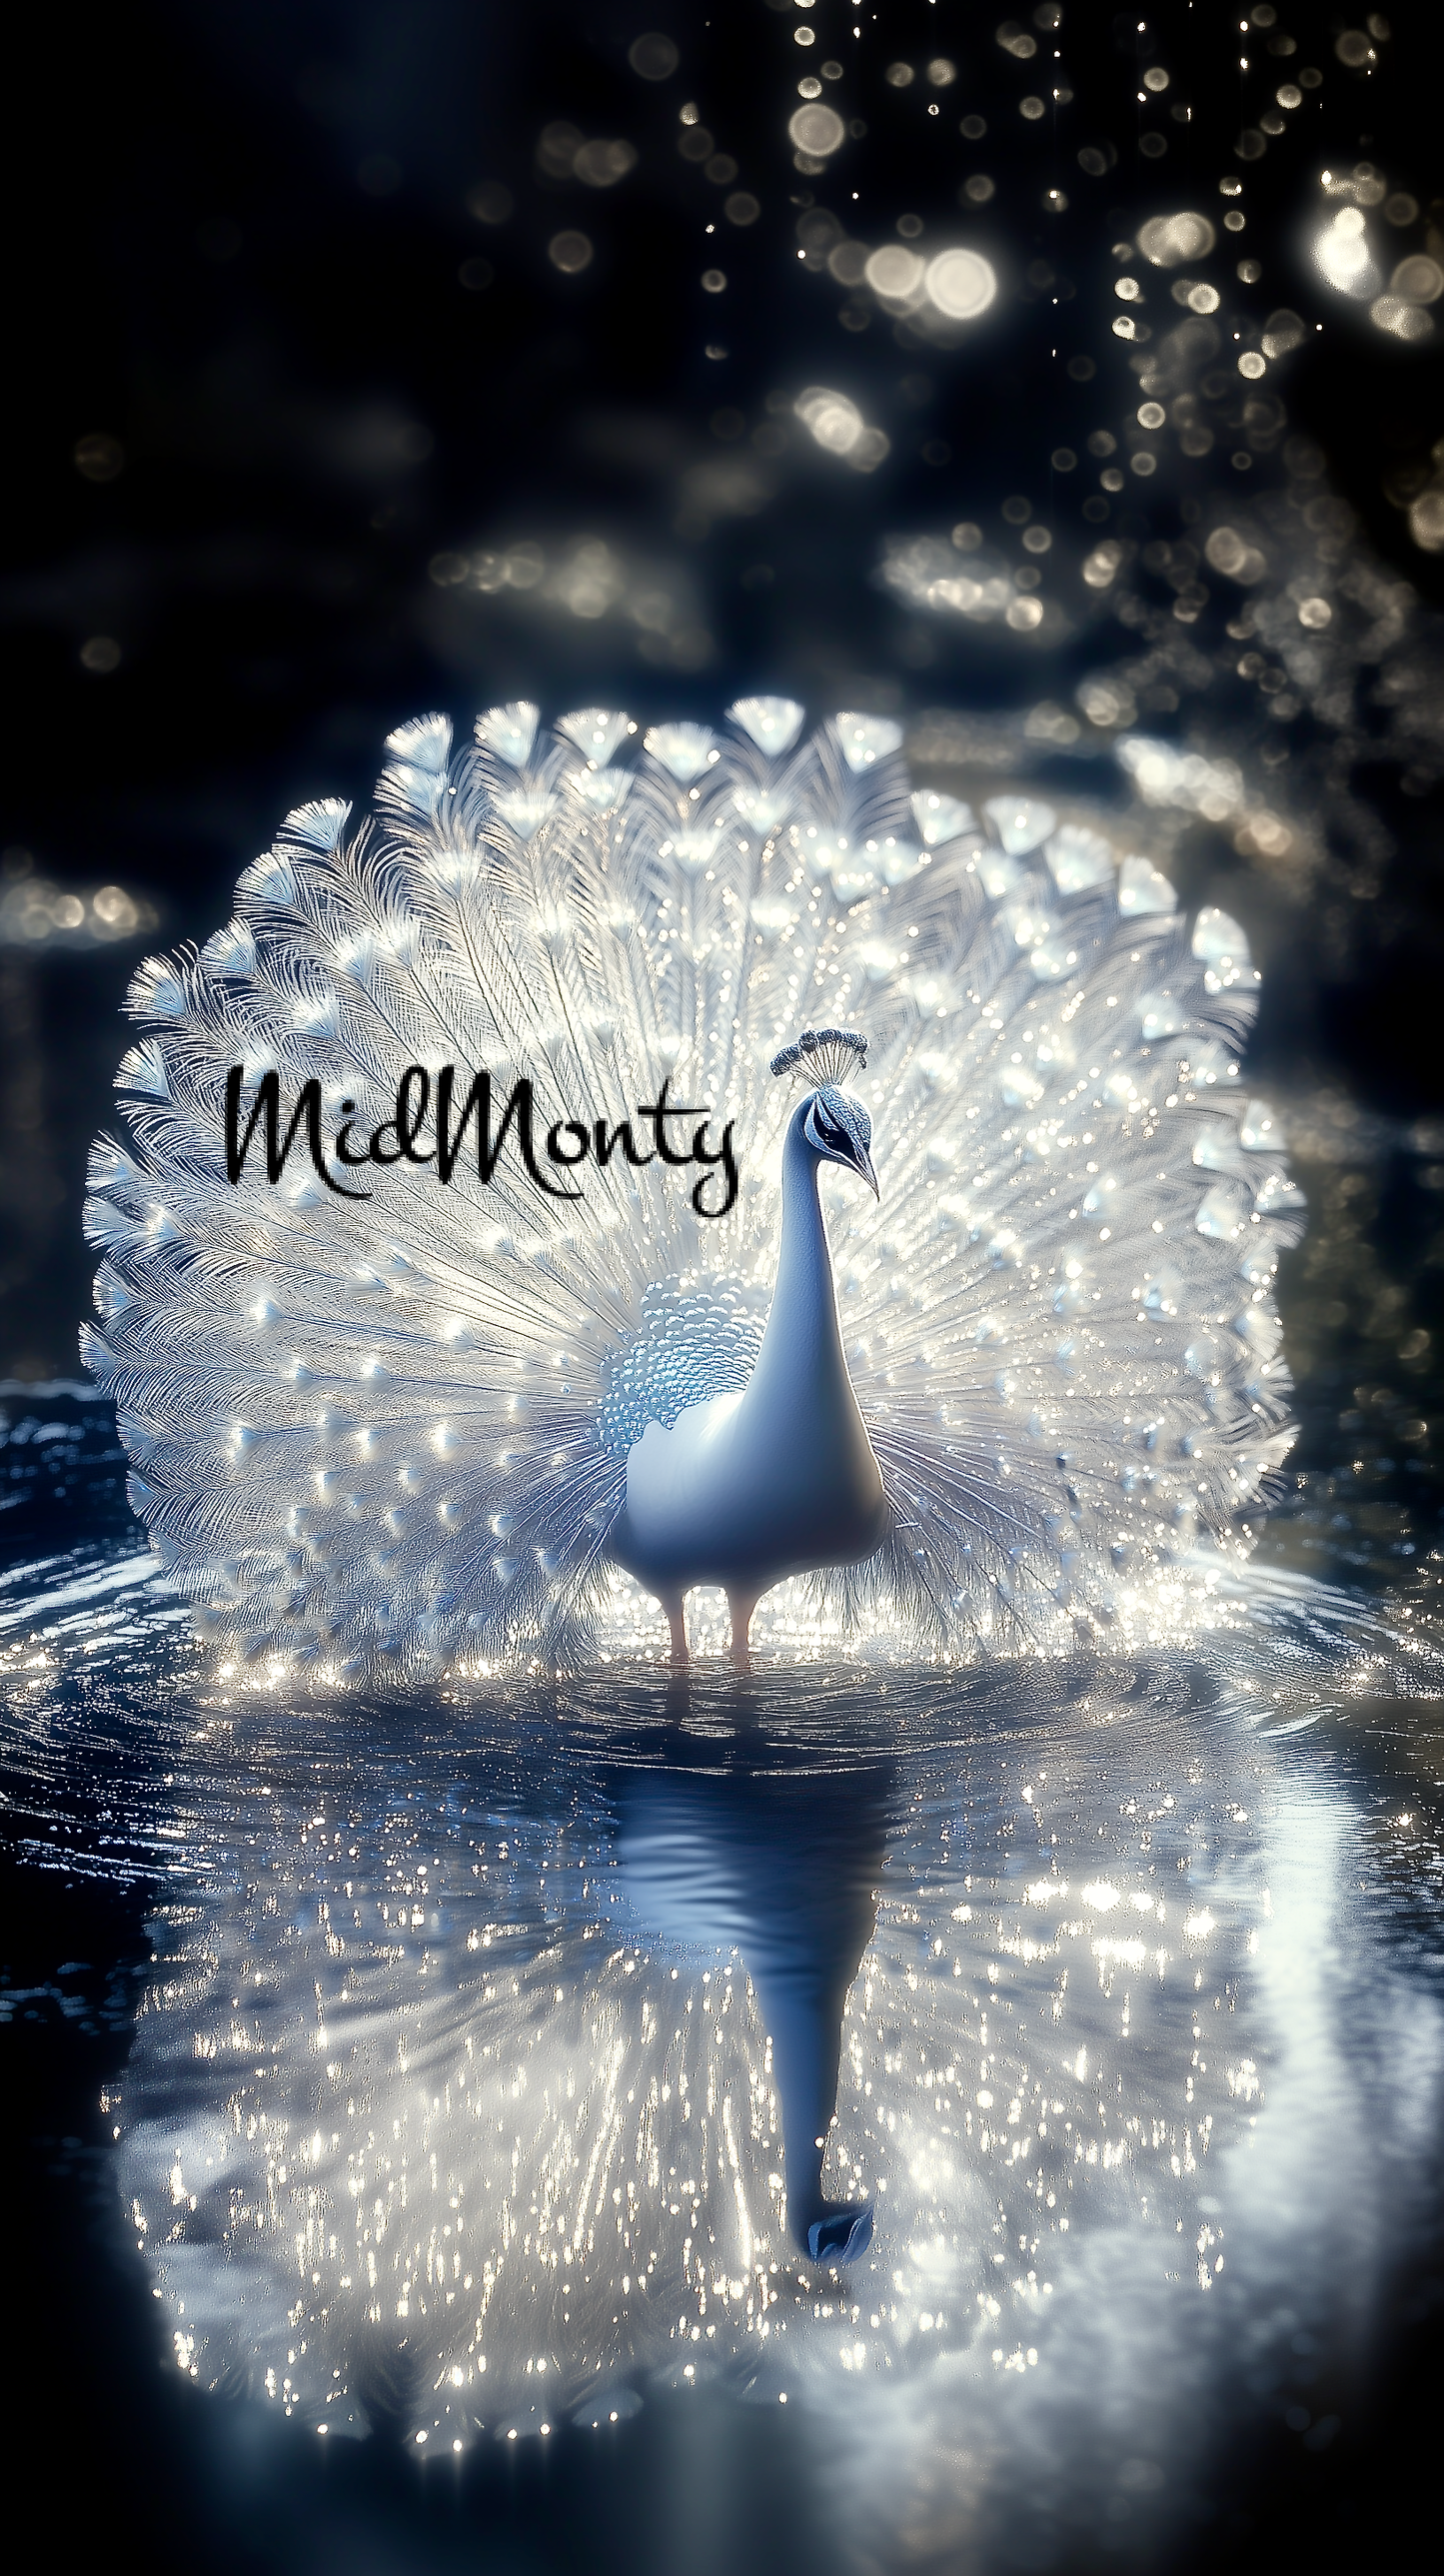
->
[793,387,889,472]
[1314,205,1379,296]
[628,32,679,80]
[548,229,593,274]
[787,104,843,158]
[862,245,924,302]
[1137,212,1217,266]
[923,247,997,320]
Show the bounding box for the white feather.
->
[83,705,1302,1674]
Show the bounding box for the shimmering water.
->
[6,1532,1444,2570]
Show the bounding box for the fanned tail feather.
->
[84,701,1302,1672]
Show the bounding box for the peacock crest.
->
[769,1026,869,1087]
[83,698,1303,1675]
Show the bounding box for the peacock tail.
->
[82,697,1301,1673]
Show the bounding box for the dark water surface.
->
[5,1498,1444,2573]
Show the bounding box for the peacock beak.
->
[857,1146,878,1198]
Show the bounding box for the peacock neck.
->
[743,1100,852,1419]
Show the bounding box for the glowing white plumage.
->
[615,1053,887,1664]
[83,696,1301,1671]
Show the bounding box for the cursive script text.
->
[224,1068,740,1217]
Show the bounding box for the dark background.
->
[6,0,1444,1493]
[5,2,1444,2567]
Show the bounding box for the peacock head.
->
[770,1026,878,1198]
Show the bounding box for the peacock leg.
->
[726,1590,757,1674]
[665,1596,689,1667]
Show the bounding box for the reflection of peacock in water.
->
[84,698,1302,1672]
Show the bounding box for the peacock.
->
[82,697,1302,1673]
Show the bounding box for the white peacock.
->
[84,697,1302,1672]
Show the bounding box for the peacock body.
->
[83,697,1301,1672]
